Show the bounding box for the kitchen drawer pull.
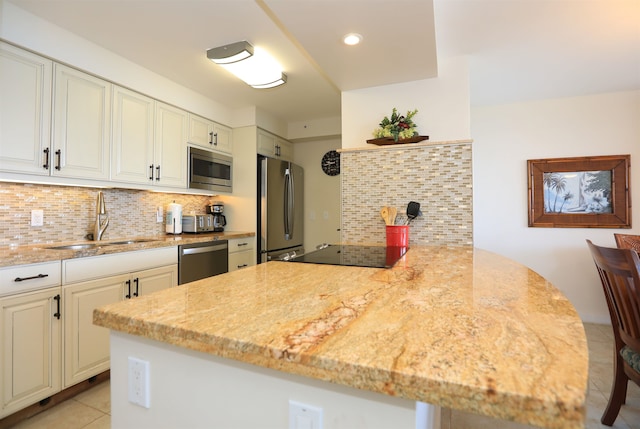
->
[237,264,248,269]
[14,273,49,282]
[43,148,50,169]
[133,278,139,297]
[55,149,61,170]
[149,164,154,180]
[125,279,132,299]
[181,244,227,255]
[53,294,61,319]
[237,242,248,247]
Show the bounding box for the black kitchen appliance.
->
[207,202,226,232]
[286,245,407,268]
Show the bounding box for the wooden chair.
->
[586,240,640,426]
[614,233,640,253]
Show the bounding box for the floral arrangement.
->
[372,108,419,142]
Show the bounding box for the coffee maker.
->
[207,202,226,232]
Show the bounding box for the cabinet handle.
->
[53,294,61,319]
[125,279,131,299]
[275,145,280,157]
[237,264,248,269]
[55,149,61,170]
[43,148,50,169]
[133,278,139,297]
[156,165,161,181]
[149,164,154,180]
[14,273,49,282]
[213,132,218,146]
[237,242,248,247]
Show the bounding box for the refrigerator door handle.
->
[284,167,294,240]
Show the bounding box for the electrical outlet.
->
[128,357,150,408]
[156,206,163,223]
[289,400,323,429]
[31,209,44,227]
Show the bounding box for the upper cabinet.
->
[112,88,188,189]
[257,129,292,161]
[188,114,232,154]
[111,86,155,184]
[0,43,52,175]
[154,102,188,188]
[0,43,229,193]
[52,64,111,180]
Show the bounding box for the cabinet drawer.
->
[228,237,254,254]
[63,247,177,284]
[228,250,254,272]
[0,261,61,297]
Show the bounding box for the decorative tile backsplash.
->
[340,141,473,246]
[0,183,214,246]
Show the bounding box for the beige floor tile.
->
[11,400,104,429]
[81,414,110,429]
[74,380,111,414]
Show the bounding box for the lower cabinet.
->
[63,264,177,388]
[228,237,255,272]
[0,287,62,418]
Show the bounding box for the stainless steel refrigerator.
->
[258,156,304,263]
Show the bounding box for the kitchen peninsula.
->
[94,246,588,429]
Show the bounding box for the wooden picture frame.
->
[527,155,631,228]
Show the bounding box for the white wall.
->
[293,138,342,251]
[472,90,640,323]
[341,56,471,148]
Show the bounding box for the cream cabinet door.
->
[188,114,214,149]
[212,123,232,154]
[257,129,277,158]
[0,43,52,175]
[111,86,155,184]
[276,137,293,161]
[0,287,61,418]
[133,264,177,297]
[63,274,127,388]
[154,102,187,188]
[52,64,111,180]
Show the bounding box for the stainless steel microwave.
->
[188,147,232,192]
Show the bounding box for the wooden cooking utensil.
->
[388,207,397,225]
[380,207,390,225]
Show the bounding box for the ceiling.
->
[6,0,640,124]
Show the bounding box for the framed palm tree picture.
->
[527,155,631,228]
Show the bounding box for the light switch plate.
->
[289,400,322,429]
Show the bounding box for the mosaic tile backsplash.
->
[340,142,473,246]
[0,183,214,246]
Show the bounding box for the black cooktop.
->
[288,245,408,268]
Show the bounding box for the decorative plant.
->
[372,108,419,142]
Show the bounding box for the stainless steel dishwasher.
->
[178,240,228,285]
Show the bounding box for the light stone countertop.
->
[93,245,588,429]
[0,231,255,268]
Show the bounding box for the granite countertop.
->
[93,245,588,429]
[0,231,255,268]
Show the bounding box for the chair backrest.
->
[614,233,640,253]
[587,240,640,354]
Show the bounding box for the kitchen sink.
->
[46,239,156,250]
[108,239,155,245]
[47,243,100,250]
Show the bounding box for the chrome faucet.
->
[93,191,109,241]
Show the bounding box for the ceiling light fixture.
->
[343,33,362,46]
[207,41,287,89]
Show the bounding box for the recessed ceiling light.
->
[343,33,362,46]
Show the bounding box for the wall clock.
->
[321,150,340,176]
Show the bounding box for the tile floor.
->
[8,323,640,429]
